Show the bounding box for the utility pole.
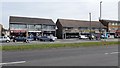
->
[100,1,102,20]
[89,13,92,40]
[100,1,102,38]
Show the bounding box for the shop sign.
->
[11,30,26,33]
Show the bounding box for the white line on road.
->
[0,61,26,66]
[110,52,120,54]
[105,52,120,55]
[105,53,109,54]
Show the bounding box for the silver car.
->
[38,36,57,42]
[0,36,10,43]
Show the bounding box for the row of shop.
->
[9,16,120,39]
[10,30,55,37]
[9,16,56,38]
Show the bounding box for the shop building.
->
[56,19,107,39]
[99,19,120,38]
[9,16,56,38]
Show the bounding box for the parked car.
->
[79,35,88,39]
[27,36,34,41]
[0,36,10,43]
[13,37,30,43]
[101,34,107,39]
[37,36,57,42]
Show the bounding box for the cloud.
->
[1,0,119,2]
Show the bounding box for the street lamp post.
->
[89,13,92,40]
[100,1,102,39]
[100,1,102,20]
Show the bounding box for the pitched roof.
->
[57,19,106,28]
[100,19,120,23]
[9,16,55,25]
[99,19,120,26]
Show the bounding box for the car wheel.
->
[6,40,10,43]
[50,39,53,42]
[40,39,42,41]
[25,40,29,43]
[13,40,17,42]
[43,39,45,41]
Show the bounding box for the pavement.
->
[1,38,119,46]
[2,45,118,66]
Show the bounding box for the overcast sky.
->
[1,0,119,29]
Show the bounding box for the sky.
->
[118,1,120,21]
[0,0,119,29]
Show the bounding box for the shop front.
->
[10,30,27,37]
[43,31,55,36]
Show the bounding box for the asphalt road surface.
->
[2,45,118,66]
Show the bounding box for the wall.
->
[56,20,63,39]
[0,24,3,36]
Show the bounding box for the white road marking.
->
[105,52,120,55]
[105,53,109,54]
[110,52,120,54]
[0,61,26,66]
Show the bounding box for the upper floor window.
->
[42,25,47,29]
[64,27,73,30]
[115,23,118,25]
[42,25,55,30]
[112,23,115,25]
[49,25,55,30]
[109,22,112,25]
[92,27,96,30]
[27,25,35,30]
[67,27,73,29]
[10,24,26,30]
[79,27,88,30]
[35,25,42,30]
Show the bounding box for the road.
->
[2,45,118,66]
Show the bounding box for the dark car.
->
[13,37,29,43]
[27,36,34,41]
[27,36,38,40]
[37,36,56,42]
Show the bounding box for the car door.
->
[44,36,49,41]
[3,37,6,41]
[0,37,3,42]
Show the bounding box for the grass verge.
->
[1,41,119,51]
